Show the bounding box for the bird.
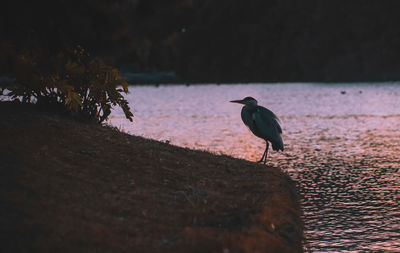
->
[230,97,284,164]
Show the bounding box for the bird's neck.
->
[243,104,258,114]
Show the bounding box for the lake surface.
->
[109,83,400,252]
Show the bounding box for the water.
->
[109,83,400,252]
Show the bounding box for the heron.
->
[230,97,284,164]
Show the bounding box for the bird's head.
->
[230,96,258,106]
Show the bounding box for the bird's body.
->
[231,97,283,164]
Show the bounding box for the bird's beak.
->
[230,99,244,104]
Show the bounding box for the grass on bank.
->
[0,101,303,253]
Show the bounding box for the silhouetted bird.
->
[230,97,284,164]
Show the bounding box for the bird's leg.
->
[257,151,265,164]
[263,142,269,164]
[257,142,269,164]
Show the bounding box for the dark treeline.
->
[2,0,400,82]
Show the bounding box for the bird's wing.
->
[252,106,283,145]
[241,106,256,130]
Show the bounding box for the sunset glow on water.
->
[109,83,400,251]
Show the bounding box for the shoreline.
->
[0,101,303,252]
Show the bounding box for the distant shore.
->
[119,72,400,86]
[0,101,303,252]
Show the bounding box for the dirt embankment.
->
[0,101,303,253]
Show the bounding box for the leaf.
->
[120,79,129,93]
[99,104,111,123]
[65,59,85,74]
[65,91,82,111]
[57,80,73,93]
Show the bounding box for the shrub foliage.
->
[1,45,133,123]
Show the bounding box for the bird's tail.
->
[272,137,284,151]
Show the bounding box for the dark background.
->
[2,0,400,82]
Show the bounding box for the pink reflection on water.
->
[108,83,400,252]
